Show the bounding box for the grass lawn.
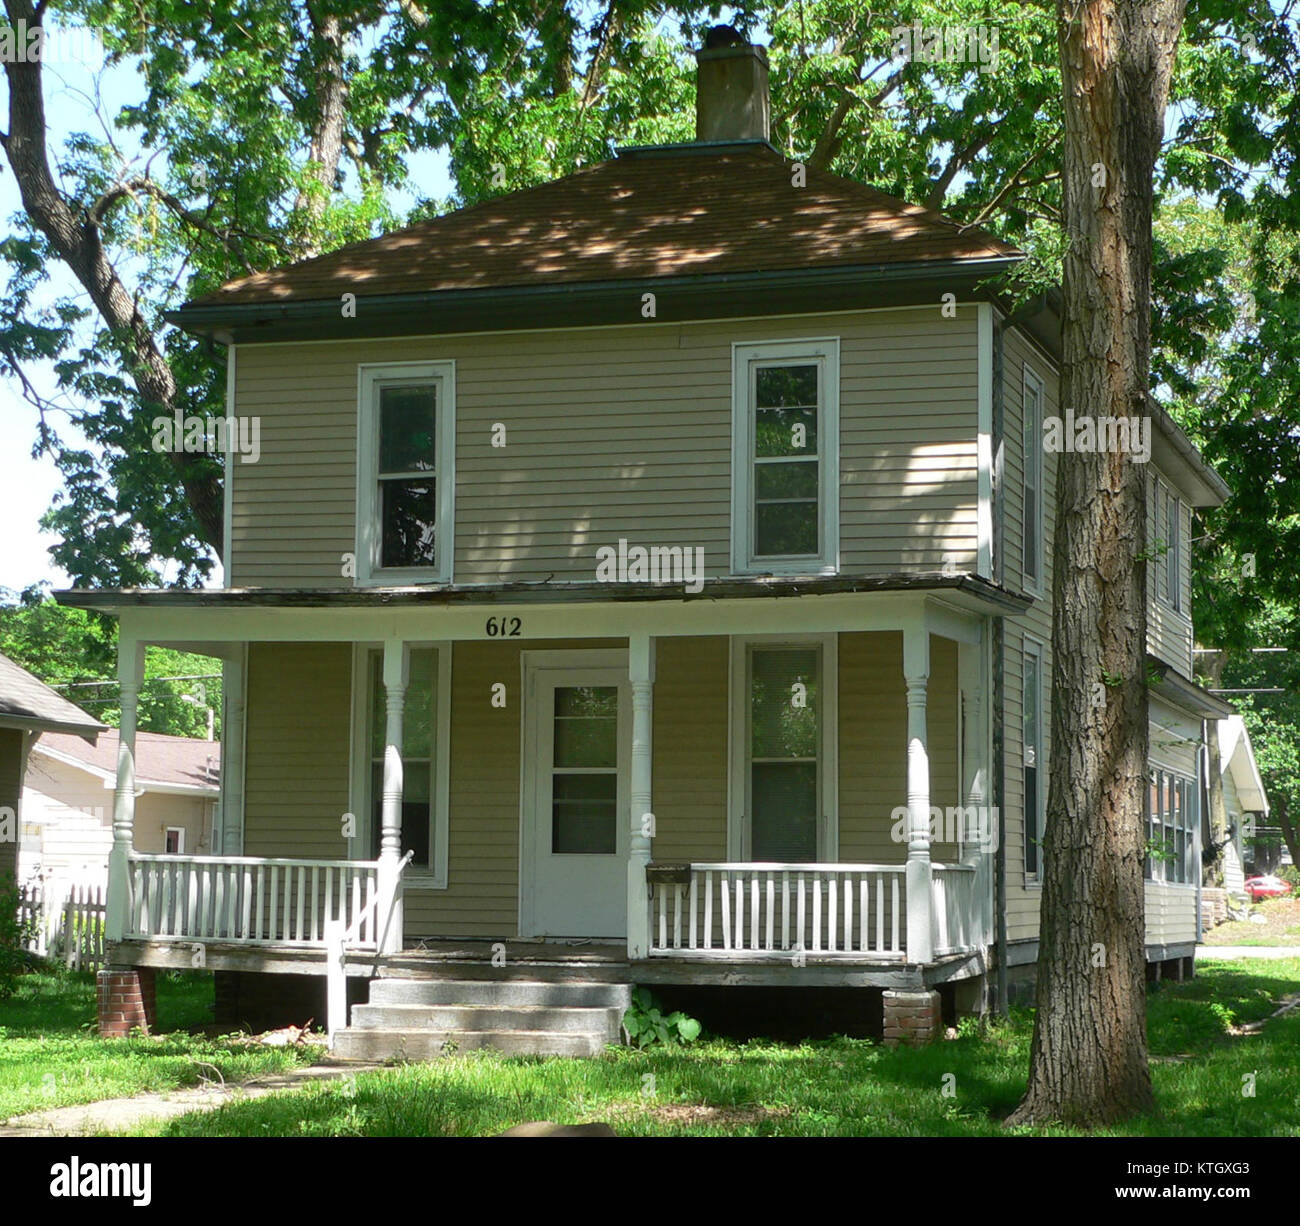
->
[0,970,317,1121]
[1202,896,1300,947]
[111,957,1300,1138]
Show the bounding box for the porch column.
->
[106,639,145,942]
[627,633,655,960]
[903,625,933,964]
[958,636,988,867]
[377,639,408,955]
[219,648,247,855]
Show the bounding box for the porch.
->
[67,577,1014,1041]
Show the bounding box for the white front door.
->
[522,662,630,938]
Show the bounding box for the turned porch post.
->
[220,648,247,855]
[627,634,655,960]
[106,639,145,942]
[377,639,408,955]
[903,624,933,964]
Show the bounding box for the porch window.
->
[355,362,456,585]
[1146,767,1196,884]
[747,645,821,862]
[1022,365,1044,592]
[1023,638,1043,881]
[361,645,451,883]
[731,339,839,574]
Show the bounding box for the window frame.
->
[164,827,185,855]
[730,338,840,576]
[1145,764,1198,885]
[355,361,457,586]
[1022,364,1045,595]
[347,641,453,889]
[1022,635,1045,885]
[726,633,839,862]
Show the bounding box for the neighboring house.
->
[1214,715,1269,891]
[17,730,220,892]
[0,651,104,886]
[61,33,1235,1050]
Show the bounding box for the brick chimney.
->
[695,25,770,143]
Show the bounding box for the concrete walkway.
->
[1195,945,1300,960]
[0,1061,384,1138]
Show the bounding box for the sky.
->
[0,20,452,596]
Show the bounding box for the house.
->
[17,729,220,894]
[1214,715,1269,890]
[0,651,104,886]
[59,33,1234,1051]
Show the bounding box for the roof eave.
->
[167,256,1023,345]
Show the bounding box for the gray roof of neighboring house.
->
[0,651,105,738]
[34,729,220,794]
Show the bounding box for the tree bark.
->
[1275,793,1300,875]
[1008,0,1185,1127]
[1,0,225,557]
[293,4,347,254]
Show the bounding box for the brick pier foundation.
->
[882,988,942,1047]
[97,968,157,1037]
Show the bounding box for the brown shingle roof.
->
[188,143,1020,309]
[36,729,220,792]
[0,652,105,737]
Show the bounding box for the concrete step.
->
[351,1002,624,1039]
[377,959,631,984]
[332,1026,610,1061]
[368,977,633,1010]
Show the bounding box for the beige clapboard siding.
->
[0,727,23,881]
[837,632,960,863]
[230,308,980,587]
[1146,479,1194,676]
[1144,881,1198,946]
[243,644,352,861]
[999,325,1060,942]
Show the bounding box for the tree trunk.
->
[1275,793,1300,875]
[1008,0,1185,1127]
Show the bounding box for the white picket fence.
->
[16,881,106,970]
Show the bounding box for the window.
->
[1023,639,1043,880]
[164,827,184,854]
[356,644,451,885]
[356,362,456,585]
[731,339,839,574]
[1146,767,1197,884]
[729,637,837,862]
[1164,489,1182,612]
[1022,365,1045,591]
[549,686,619,855]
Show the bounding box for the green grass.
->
[119,958,1300,1138]
[0,970,317,1121]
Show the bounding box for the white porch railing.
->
[932,863,980,957]
[124,853,383,949]
[647,863,908,959]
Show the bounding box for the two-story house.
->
[63,34,1232,1054]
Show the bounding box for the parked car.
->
[1243,875,1294,901]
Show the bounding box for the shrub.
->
[622,987,702,1048]
[0,873,35,1000]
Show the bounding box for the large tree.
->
[1007,0,1186,1125]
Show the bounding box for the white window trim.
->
[1151,479,1190,622]
[1145,765,1198,887]
[347,641,453,889]
[164,827,185,855]
[355,361,456,586]
[1022,634,1045,887]
[1022,364,1045,596]
[730,338,840,576]
[726,633,839,862]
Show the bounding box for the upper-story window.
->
[1164,487,1182,613]
[1022,364,1045,592]
[731,339,839,574]
[355,361,456,585]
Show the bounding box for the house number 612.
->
[485,616,522,638]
